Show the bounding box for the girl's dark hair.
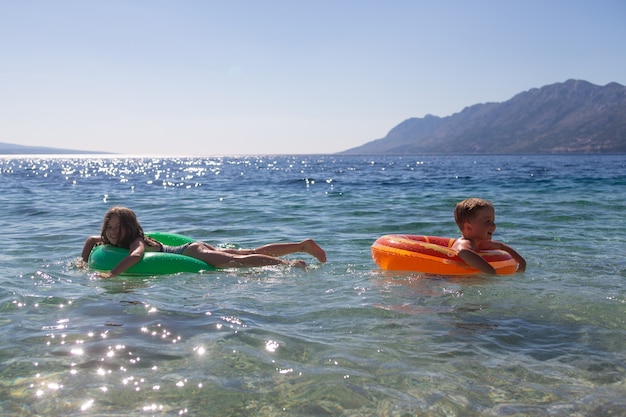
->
[100,207,161,249]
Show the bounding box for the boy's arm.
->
[481,241,526,272]
[498,242,526,272]
[456,249,497,274]
[453,238,497,274]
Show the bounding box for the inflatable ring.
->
[371,234,518,275]
[88,232,216,276]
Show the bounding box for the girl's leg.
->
[220,239,326,262]
[183,243,306,268]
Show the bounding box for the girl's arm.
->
[100,238,146,278]
[82,236,102,262]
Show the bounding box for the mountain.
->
[0,142,109,155]
[341,80,626,154]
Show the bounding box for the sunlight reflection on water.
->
[1,155,625,415]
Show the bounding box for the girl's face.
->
[105,215,126,246]
[465,207,496,241]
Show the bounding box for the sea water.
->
[0,154,624,416]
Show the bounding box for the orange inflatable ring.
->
[371,234,519,275]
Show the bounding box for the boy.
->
[451,198,526,274]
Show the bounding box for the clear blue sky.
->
[1,0,624,155]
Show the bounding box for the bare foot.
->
[290,260,307,269]
[302,239,327,262]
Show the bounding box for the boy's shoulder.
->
[451,236,473,252]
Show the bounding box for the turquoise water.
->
[0,154,625,416]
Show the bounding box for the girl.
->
[82,207,327,278]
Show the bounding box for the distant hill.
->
[0,142,109,155]
[341,80,626,154]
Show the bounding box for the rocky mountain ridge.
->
[341,80,626,154]
[0,142,106,155]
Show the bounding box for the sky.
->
[1,1,625,156]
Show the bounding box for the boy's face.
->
[463,207,496,241]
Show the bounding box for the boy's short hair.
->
[454,198,494,229]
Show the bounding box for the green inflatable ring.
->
[88,232,216,276]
